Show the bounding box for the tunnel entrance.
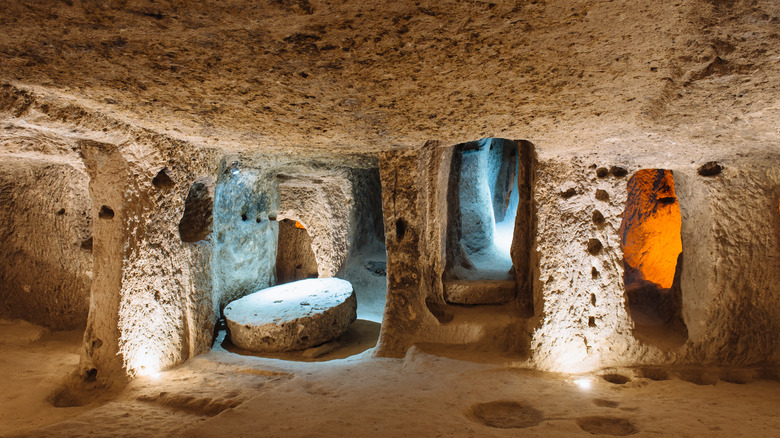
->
[275,219,319,284]
[444,138,521,306]
[620,169,688,350]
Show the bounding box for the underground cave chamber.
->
[620,169,688,349]
[2,119,778,385]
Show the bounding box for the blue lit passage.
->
[453,138,518,281]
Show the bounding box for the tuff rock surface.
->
[224,278,357,352]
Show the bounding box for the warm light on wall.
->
[127,346,163,378]
[294,220,306,229]
[620,169,682,288]
[119,301,179,379]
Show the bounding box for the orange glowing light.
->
[620,169,682,289]
[294,221,306,229]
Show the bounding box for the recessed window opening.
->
[276,219,319,285]
[452,138,518,281]
[620,169,687,350]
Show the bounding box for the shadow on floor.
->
[414,342,529,364]
[221,319,380,362]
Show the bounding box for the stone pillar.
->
[375,147,426,357]
[79,139,221,383]
[79,139,130,384]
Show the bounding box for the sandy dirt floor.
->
[2,320,779,437]
[0,320,92,435]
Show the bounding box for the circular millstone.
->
[224,278,357,352]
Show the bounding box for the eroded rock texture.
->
[0,157,92,329]
[0,0,778,383]
[677,163,780,365]
[528,157,638,372]
[620,169,682,289]
[377,140,533,356]
[225,278,357,352]
[212,162,279,309]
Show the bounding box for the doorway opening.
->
[620,169,688,349]
[444,138,520,306]
[275,219,319,284]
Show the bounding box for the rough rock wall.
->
[678,160,780,365]
[459,143,496,254]
[529,151,780,372]
[5,83,777,379]
[78,137,222,381]
[212,161,278,309]
[529,157,647,372]
[376,145,439,356]
[78,139,129,382]
[0,156,92,329]
[0,84,226,381]
[277,168,353,278]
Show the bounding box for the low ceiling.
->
[1,0,778,154]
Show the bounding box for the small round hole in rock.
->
[98,206,114,219]
[720,369,752,385]
[639,367,670,381]
[697,161,723,176]
[152,167,175,190]
[85,368,98,382]
[593,399,620,408]
[576,416,638,436]
[610,166,628,177]
[468,401,543,429]
[679,369,718,386]
[395,218,407,241]
[561,187,577,198]
[601,373,631,384]
[587,238,602,255]
[80,237,93,250]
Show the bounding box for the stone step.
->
[443,279,516,305]
[419,303,527,350]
